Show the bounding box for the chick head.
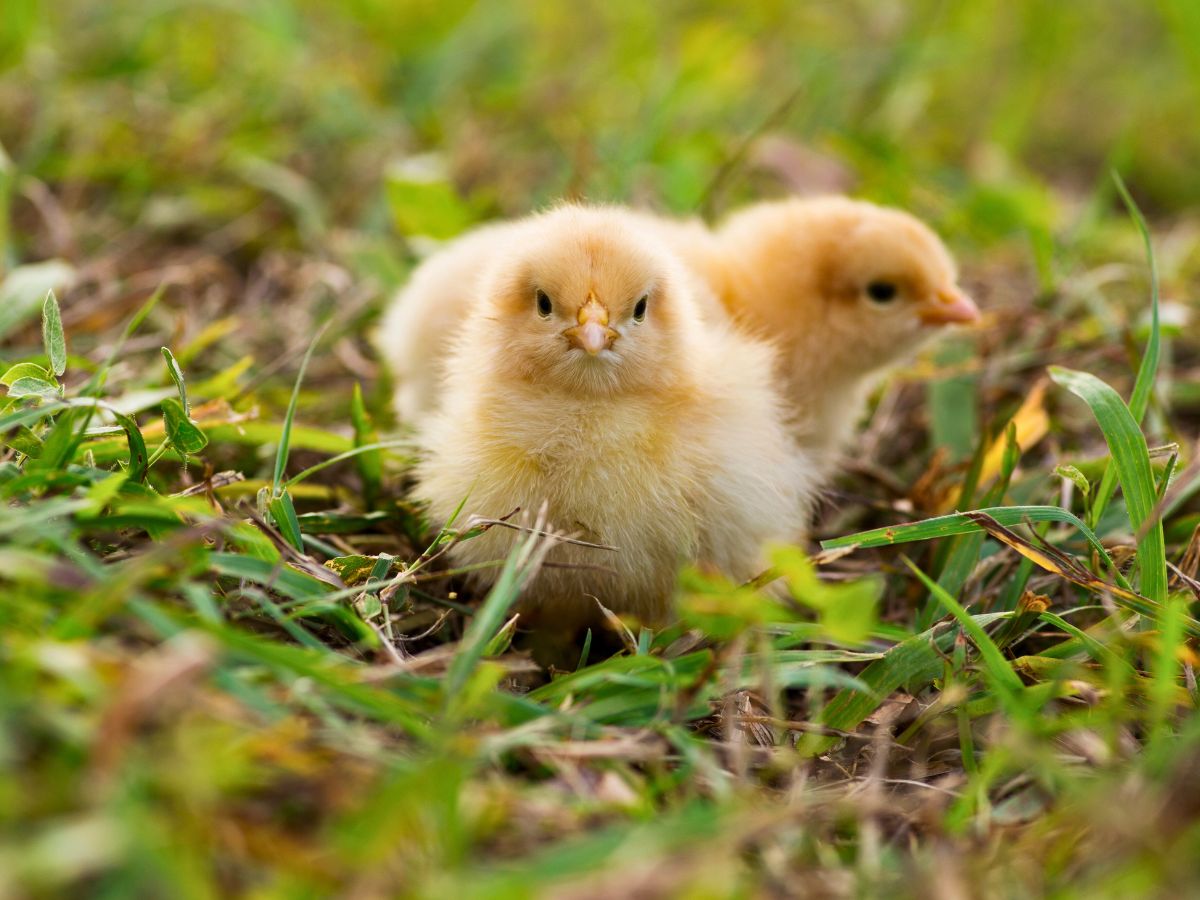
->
[476,205,695,396]
[728,197,978,376]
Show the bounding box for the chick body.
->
[412,206,813,629]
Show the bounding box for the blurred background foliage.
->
[2,0,1200,276]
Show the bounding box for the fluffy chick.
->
[412,205,814,631]
[664,196,979,477]
[376,217,723,424]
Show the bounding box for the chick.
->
[376,217,724,425]
[668,196,980,477]
[411,205,814,631]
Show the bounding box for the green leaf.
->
[161,346,189,415]
[1,362,52,387]
[771,545,879,645]
[161,397,209,454]
[1055,464,1091,497]
[4,424,41,457]
[676,567,798,640]
[296,510,394,534]
[6,375,60,398]
[111,410,148,481]
[224,521,281,563]
[325,555,380,585]
[482,613,520,657]
[41,290,66,377]
[83,470,128,514]
[25,406,86,473]
[1049,366,1166,603]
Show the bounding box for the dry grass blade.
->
[963,512,1198,635]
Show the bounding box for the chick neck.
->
[713,245,908,476]
[779,331,894,476]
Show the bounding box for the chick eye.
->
[866,281,898,304]
[632,295,648,323]
[535,289,553,318]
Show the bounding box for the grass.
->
[1,2,1200,897]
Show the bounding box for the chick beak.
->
[563,296,618,355]
[918,286,980,326]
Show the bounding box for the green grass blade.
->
[1089,172,1160,527]
[1037,611,1135,674]
[928,339,979,463]
[0,400,68,434]
[184,612,428,737]
[1148,596,1188,749]
[84,285,163,397]
[443,530,547,704]
[350,382,383,509]
[272,321,331,496]
[1114,174,1160,423]
[821,504,1129,588]
[161,347,190,415]
[268,489,305,552]
[919,423,1021,628]
[1049,366,1167,602]
[904,558,1024,696]
[110,410,148,481]
[211,551,332,601]
[797,613,1012,757]
[283,440,411,489]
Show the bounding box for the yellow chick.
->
[411,205,815,631]
[663,196,980,477]
[376,217,723,425]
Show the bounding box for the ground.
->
[1,2,1199,897]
